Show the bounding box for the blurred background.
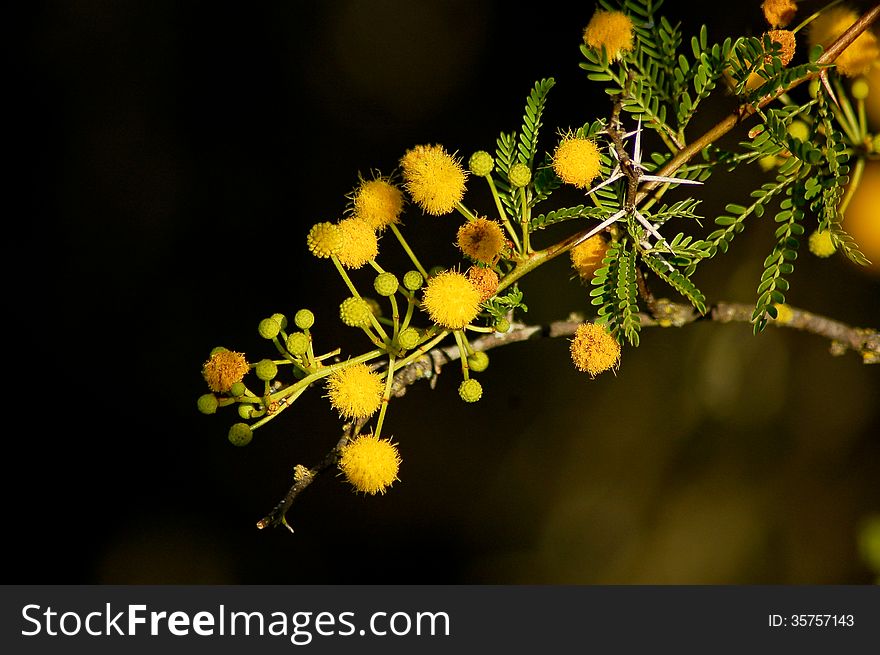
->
[15,0,880,584]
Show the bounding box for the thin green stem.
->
[839,155,866,215]
[453,330,471,380]
[792,0,845,34]
[455,201,478,223]
[520,187,531,254]
[389,223,429,280]
[373,355,396,439]
[388,292,400,340]
[486,175,522,251]
[269,348,384,404]
[331,255,390,343]
[400,293,416,332]
[392,329,450,372]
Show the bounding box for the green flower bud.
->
[238,404,255,420]
[495,317,510,333]
[255,358,278,381]
[787,120,809,142]
[258,317,282,340]
[508,162,532,188]
[469,150,495,177]
[228,422,253,447]
[229,381,246,397]
[340,296,373,327]
[397,327,421,350]
[428,265,445,278]
[271,313,288,330]
[294,308,315,330]
[458,378,483,403]
[374,271,399,297]
[197,393,219,415]
[209,346,228,357]
[403,270,424,291]
[467,351,489,372]
[851,78,869,100]
[286,331,310,356]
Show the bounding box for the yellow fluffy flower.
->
[570,234,609,283]
[456,217,505,263]
[466,266,500,302]
[762,0,798,29]
[202,349,249,393]
[338,433,401,495]
[809,7,880,78]
[772,303,794,324]
[808,229,836,257]
[570,322,621,377]
[400,144,468,216]
[336,217,379,269]
[552,135,602,189]
[422,270,482,329]
[351,177,405,231]
[583,10,635,61]
[326,363,385,419]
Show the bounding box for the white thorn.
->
[639,174,703,186]
[570,210,626,249]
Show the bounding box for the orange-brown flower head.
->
[764,29,797,66]
[466,266,500,302]
[335,217,378,269]
[570,322,621,377]
[326,363,384,419]
[569,234,609,283]
[400,144,468,216]
[456,217,506,263]
[762,0,798,29]
[583,10,635,61]
[422,270,482,329]
[338,433,401,495]
[202,349,249,393]
[552,135,602,189]
[809,6,880,77]
[351,177,405,231]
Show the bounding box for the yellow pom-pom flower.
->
[202,349,249,393]
[336,217,379,269]
[422,270,482,329]
[552,135,602,189]
[809,7,880,78]
[808,229,836,257]
[466,266,500,302]
[400,144,468,216]
[762,0,798,29]
[351,177,405,231]
[456,217,506,263]
[583,10,635,61]
[326,363,385,419]
[570,234,609,283]
[307,222,342,259]
[570,322,621,377]
[338,433,401,495]
[772,303,794,324]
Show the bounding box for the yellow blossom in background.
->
[808,229,836,257]
[583,10,634,61]
[456,217,505,263]
[842,161,880,274]
[809,7,880,77]
[762,0,798,28]
[467,266,500,302]
[336,217,378,269]
[338,433,401,495]
[772,303,794,324]
[202,349,249,393]
[552,136,602,189]
[569,234,609,283]
[422,270,482,329]
[400,144,468,216]
[351,177,404,231]
[326,363,384,419]
[570,322,621,377]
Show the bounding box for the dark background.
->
[15,0,880,584]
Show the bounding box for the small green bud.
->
[808,78,819,99]
[787,120,809,142]
[209,346,228,357]
[286,331,310,356]
[229,381,246,397]
[255,358,278,381]
[271,313,288,330]
[508,162,532,188]
[851,78,869,100]
[403,270,424,290]
[397,327,420,350]
[258,317,282,340]
[197,393,219,415]
[228,422,253,447]
[339,297,373,327]
[495,317,510,333]
[294,308,315,330]
[428,265,445,278]
[469,150,495,176]
[458,378,483,403]
[374,272,399,297]
[238,404,255,420]
[467,351,489,372]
